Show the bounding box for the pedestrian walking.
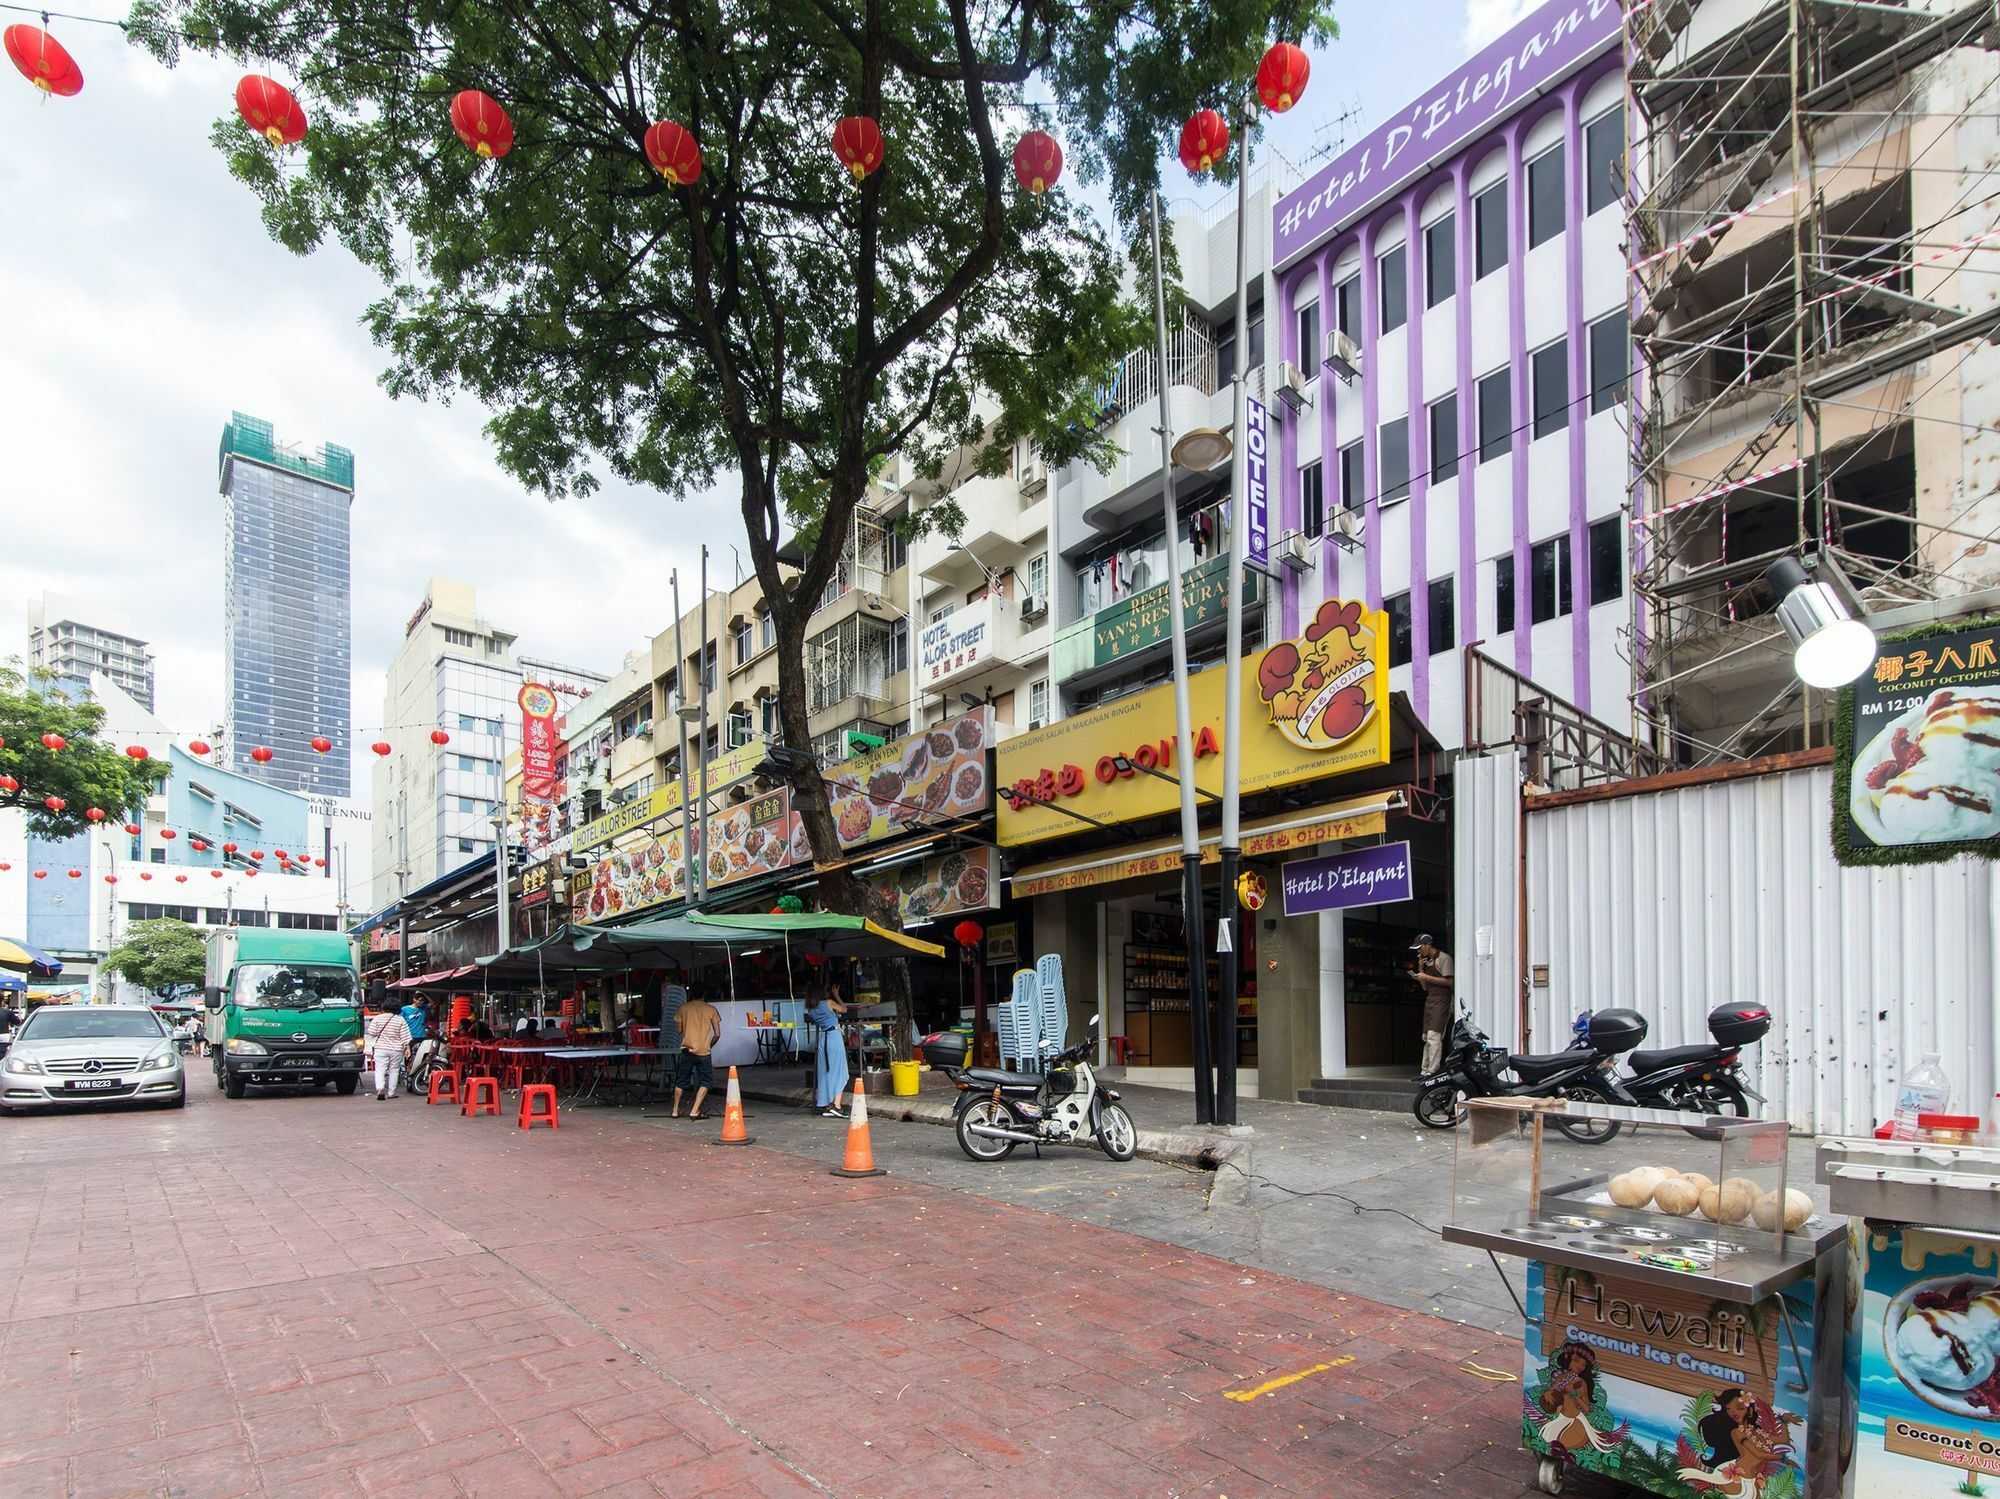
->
[805,981,850,1117]
[670,981,721,1120]
[364,1001,412,1100]
[1412,933,1455,1076]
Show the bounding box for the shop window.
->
[1428,395,1459,484]
[1424,214,1455,308]
[1333,274,1360,341]
[1379,418,1410,504]
[1384,591,1413,667]
[1379,244,1407,334]
[1532,338,1569,439]
[1474,182,1508,279]
[1478,369,1512,463]
[1531,533,1573,624]
[1588,516,1625,606]
[1429,576,1456,653]
[1589,312,1629,413]
[1339,441,1365,511]
[1495,554,1516,635]
[1296,301,1320,378]
[1301,461,1325,539]
[1585,108,1625,216]
[1528,143,1566,249]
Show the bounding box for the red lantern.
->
[188,739,211,756]
[159,829,177,841]
[175,875,188,883]
[85,807,105,823]
[236,75,308,148]
[40,733,65,751]
[222,842,238,855]
[831,116,884,182]
[1256,43,1311,114]
[313,857,326,868]
[953,920,983,948]
[66,869,80,879]
[123,822,140,835]
[1178,110,1230,175]
[430,730,450,746]
[0,862,7,871]
[250,850,264,861]
[104,875,118,885]
[210,870,225,880]
[309,736,332,754]
[370,741,392,757]
[124,745,148,761]
[0,776,15,793]
[4,25,83,97]
[190,840,208,851]
[251,746,274,764]
[1012,131,1063,195]
[450,89,514,160]
[644,120,702,185]
[139,871,152,881]
[44,796,65,813]
[32,871,46,880]
[245,869,259,879]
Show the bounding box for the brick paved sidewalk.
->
[0,1085,1609,1498]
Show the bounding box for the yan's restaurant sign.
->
[997,599,1390,846]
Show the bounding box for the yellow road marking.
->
[1222,1356,1356,1402]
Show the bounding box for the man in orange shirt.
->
[672,981,722,1120]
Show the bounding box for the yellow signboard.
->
[572,740,768,852]
[996,601,1391,847]
[1009,803,1388,897]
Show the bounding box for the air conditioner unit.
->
[1324,329,1362,385]
[1276,360,1314,413]
[1329,505,1364,553]
[1020,457,1047,494]
[1027,718,1046,731]
[1019,592,1047,620]
[1275,532,1315,573]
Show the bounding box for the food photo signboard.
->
[575,787,807,922]
[865,845,998,924]
[827,708,992,850]
[1834,617,2000,867]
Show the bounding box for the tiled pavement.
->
[0,1081,1624,1497]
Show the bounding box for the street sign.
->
[845,730,886,755]
[1216,917,1234,954]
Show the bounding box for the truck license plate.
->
[277,1057,317,1068]
[67,1079,119,1091]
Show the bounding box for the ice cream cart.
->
[1445,1098,1848,1497]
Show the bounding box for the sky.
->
[0,0,1522,795]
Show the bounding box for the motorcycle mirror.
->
[1088,1015,1100,1030]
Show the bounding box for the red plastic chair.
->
[519,1084,559,1130]
[460,1076,501,1117]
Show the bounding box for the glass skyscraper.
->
[219,412,354,799]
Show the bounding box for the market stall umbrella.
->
[673,912,944,960]
[0,937,62,976]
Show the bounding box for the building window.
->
[1384,591,1413,667]
[702,643,717,693]
[1429,576,1456,653]
[1474,182,1507,279]
[759,610,777,651]
[1589,516,1625,606]
[1428,395,1459,484]
[889,617,909,675]
[444,627,474,647]
[1333,274,1360,341]
[456,713,475,731]
[1424,214,1455,308]
[761,695,779,736]
[1379,417,1410,503]
[458,838,476,853]
[727,709,755,749]
[1029,678,1050,727]
[616,709,643,741]
[1589,312,1629,413]
[1477,369,1512,463]
[1214,311,1264,388]
[886,528,908,571]
[733,621,754,665]
[1301,461,1325,539]
[1296,301,1320,378]
[1528,143,1566,249]
[1495,554,1516,634]
[1532,337,1570,439]
[1585,108,1625,216]
[1339,440,1366,511]
[1378,244,1407,334]
[1531,533,1574,624]
[1027,553,1048,600]
[928,604,953,626]
[149,847,165,864]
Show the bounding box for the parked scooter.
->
[1412,1006,1648,1142]
[1613,1002,1769,1117]
[925,1016,1138,1163]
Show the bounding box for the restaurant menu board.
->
[703,789,805,891]
[1835,617,2000,866]
[576,788,805,922]
[866,845,998,924]
[829,708,992,849]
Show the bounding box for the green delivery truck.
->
[203,928,367,1097]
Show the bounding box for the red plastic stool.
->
[501,1062,525,1092]
[460,1076,501,1117]
[518,1084,559,1130]
[426,1070,459,1106]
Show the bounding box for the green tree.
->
[104,919,209,997]
[0,663,168,839]
[132,0,1334,1051]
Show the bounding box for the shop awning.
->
[0,937,63,976]
[1007,792,1403,898]
[389,965,478,989]
[687,912,946,959]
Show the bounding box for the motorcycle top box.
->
[1706,1002,1772,1048]
[1585,1008,1648,1055]
[917,1031,970,1069]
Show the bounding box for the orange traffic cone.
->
[714,1065,754,1147]
[830,1077,887,1178]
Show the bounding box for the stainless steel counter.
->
[1817,1137,2000,1233]
[1444,1211,1843,1301]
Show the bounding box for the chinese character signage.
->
[1835,617,2000,866]
[919,600,993,689]
[826,709,992,850]
[519,859,552,909]
[1281,841,1413,915]
[1088,554,1250,667]
[1245,397,1269,570]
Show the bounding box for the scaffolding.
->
[1625,0,2000,764]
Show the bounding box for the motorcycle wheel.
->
[1413,1082,1467,1130]
[1674,1079,1751,1119]
[1096,1103,1137,1161]
[1551,1086,1622,1145]
[955,1097,1019,1162]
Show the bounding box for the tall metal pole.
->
[1215,99,1256,1127]
[672,569,695,909]
[492,808,510,958]
[1149,189,1214,1126]
[697,545,712,907]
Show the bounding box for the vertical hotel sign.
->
[1245,396,1269,570]
[519,682,560,802]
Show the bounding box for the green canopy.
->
[478,913,945,971]
[685,912,945,959]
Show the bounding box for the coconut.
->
[1782,1188,1813,1231]
[1718,1178,1760,1224]
[1608,1172,1652,1208]
[1751,1192,1784,1231]
[1654,1178,1701,1217]
[1681,1173,1715,1195]
[1627,1166,1666,1201]
[1698,1185,1722,1222]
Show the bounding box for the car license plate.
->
[68,1079,120,1091]
[277,1057,318,1068]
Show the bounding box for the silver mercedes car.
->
[0,1005,186,1112]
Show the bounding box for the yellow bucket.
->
[889,1058,922,1097]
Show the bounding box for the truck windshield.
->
[233,965,359,1009]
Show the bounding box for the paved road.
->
[0,1078,1634,1498]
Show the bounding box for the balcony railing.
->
[1097,310,1217,421]
[1463,645,1666,790]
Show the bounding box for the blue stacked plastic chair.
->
[1035,953,1066,1057]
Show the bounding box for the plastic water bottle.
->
[1892,1053,1952,1140]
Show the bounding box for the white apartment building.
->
[27,593,156,711]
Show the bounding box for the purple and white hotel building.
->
[1271,0,1631,744]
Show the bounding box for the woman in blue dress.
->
[806,981,851,1116]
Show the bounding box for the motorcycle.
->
[930,1016,1138,1163]
[1412,1006,1647,1143]
[1615,1002,1769,1117]
[407,1035,444,1093]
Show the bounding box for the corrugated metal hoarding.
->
[1523,762,1996,1137]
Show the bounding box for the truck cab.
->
[204,928,366,1097]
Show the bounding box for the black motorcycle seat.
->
[1508,1050,1585,1083]
[1629,1043,1720,1074]
[962,1067,1039,1092]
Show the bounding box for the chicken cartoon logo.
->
[1256,599,1383,752]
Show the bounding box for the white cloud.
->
[1464,0,1541,49]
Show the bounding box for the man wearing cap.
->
[1413,933,1454,1075]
